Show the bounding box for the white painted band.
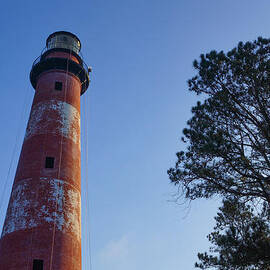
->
[25,100,81,146]
[1,178,81,241]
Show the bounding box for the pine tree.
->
[168,37,270,204]
[195,198,270,270]
[168,37,270,269]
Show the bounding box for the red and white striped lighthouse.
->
[0,31,90,270]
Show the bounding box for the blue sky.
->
[0,1,270,269]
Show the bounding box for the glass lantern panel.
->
[47,34,80,54]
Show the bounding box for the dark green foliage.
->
[168,37,270,203]
[168,37,270,269]
[195,198,270,270]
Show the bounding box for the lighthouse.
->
[0,31,90,270]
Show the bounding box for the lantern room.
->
[46,31,81,54]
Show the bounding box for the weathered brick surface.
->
[0,49,84,270]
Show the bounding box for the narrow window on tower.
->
[55,81,62,91]
[45,157,55,169]
[33,259,43,270]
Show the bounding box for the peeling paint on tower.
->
[2,179,81,241]
[25,100,81,146]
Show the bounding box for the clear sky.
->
[0,1,270,269]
